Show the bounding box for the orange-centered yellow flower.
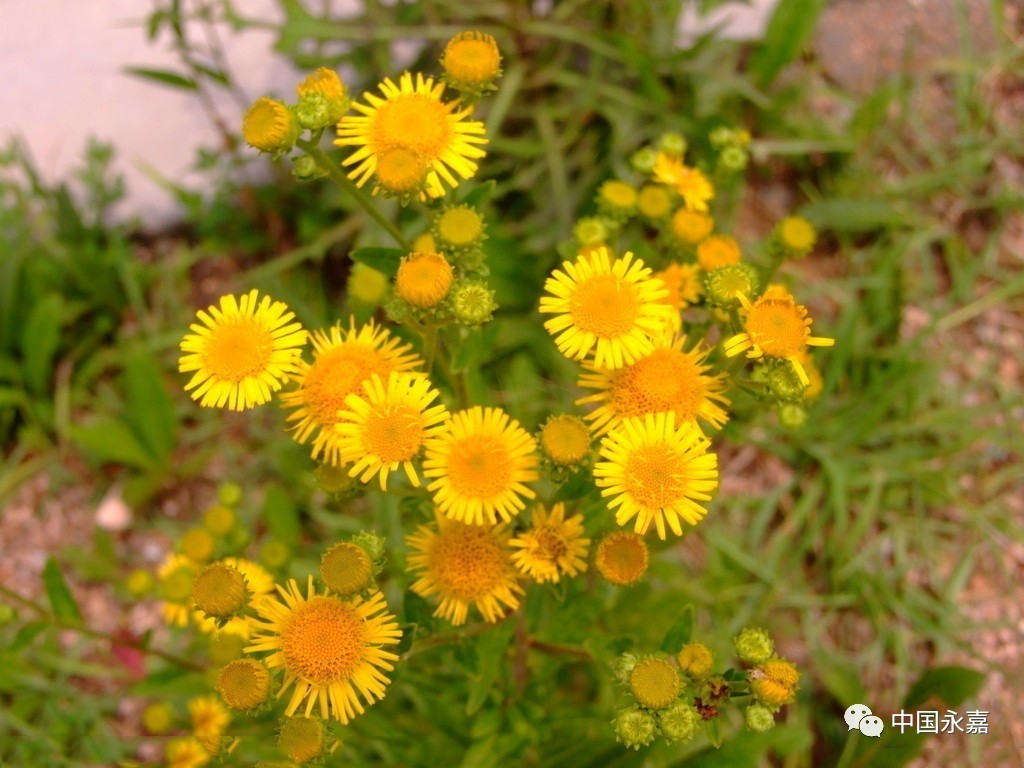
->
[246,576,401,723]
[335,72,487,199]
[577,335,729,436]
[540,247,672,370]
[281,322,422,466]
[406,515,523,625]
[653,154,713,212]
[594,412,719,539]
[179,290,307,411]
[509,503,589,583]
[723,293,835,385]
[335,372,449,490]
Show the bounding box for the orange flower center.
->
[361,405,425,462]
[205,321,273,382]
[281,597,365,683]
[569,274,640,338]
[445,435,513,499]
[745,301,808,357]
[431,526,506,601]
[373,94,452,157]
[623,442,687,509]
[302,344,392,427]
[609,348,706,421]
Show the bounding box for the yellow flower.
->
[279,716,327,763]
[696,235,741,271]
[406,515,523,625]
[335,72,487,199]
[142,702,175,734]
[217,658,272,710]
[347,263,389,305]
[629,657,682,710]
[335,372,450,489]
[441,31,502,89]
[637,184,673,220]
[281,322,422,466]
[750,658,800,706]
[576,334,730,436]
[165,737,210,768]
[194,557,275,638]
[655,262,703,313]
[203,505,235,536]
[670,209,713,245]
[594,531,649,585]
[246,576,402,723]
[653,154,713,212]
[723,294,834,385]
[595,412,719,539]
[395,252,454,309]
[424,406,538,525]
[296,67,348,124]
[242,97,297,153]
[538,414,591,467]
[677,643,714,678]
[158,553,198,628]
[597,180,638,217]
[539,248,672,370]
[188,695,230,755]
[509,503,589,583]
[413,231,437,253]
[179,290,307,412]
[181,528,215,562]
[433,204,486,250]
[192,562,247,619]
[778,215,816,255]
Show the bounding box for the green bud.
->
[746,703,776,733]
[778,403,807,429]
[572,217,609,246]
[295,93,332,130]
[766,363,806,402]
[709,126,734,149]
[658,132,687,157]
[676,642,714,679]
[612,652,638,684]
[450,280,497,326]
[733,627,775,665]
[350,531,387,563]
[292,155,326,182]
[630,147,658,174]
[659,701,701,744]
[720,146,749,173]
[613,706,658,750]
[704,263,760,309]
[217,483,242,507]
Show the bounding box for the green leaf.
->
[20,293,63,395]
[122,349,176,464]
[748,0,827,88]
[351,247,405,278]
[262,483,300,547]
[123,67,198,90]
[70,416,156,469]
[903,665,985,709]
[42,558,81,621]
[659,605,694,652]
[9,621,48,652]
[466,621,514,716]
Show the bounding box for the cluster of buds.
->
[710,125,752,174]
[611,626,799,750]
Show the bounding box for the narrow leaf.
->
[42,558,82,621]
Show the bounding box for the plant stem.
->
[0,583,205,673]
[527,639,593,660]
[297,138,413,251]
[423,322,439,372]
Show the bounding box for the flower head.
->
[217,658,272,710]
[450,280,497,326]
[509,503,589,583]
[670,208,714,245]
[629,656,682,710]
[335,372,449,489]
[734,627,775,665]
[424,406,538,525]
[677,642,714,678]
[194,557,275,639]
[165,737,210,768]
[595,412,719,539]
[396,252,454,309]
[540,248,671,370]
[637,184,673,220]
[242,98,297,153]
[188,695,230,754]
[659,701,701,744]
[441,31,502,92]
[655,262,703,315]
[597,180,638,218]
[433,204,486,251]
[347,264,389,305]
[406,516,523,625]
[613,706,658,750]
[538,414,591,467]
[246,577,402,723]
[320,541,375,597]
[577,335,730,435]
[192,562,247,619]
[696,235,741,271]
[336,72,487,199]
[777,215,816,257]
[281,322,421,466]
[278,716,326,763]
[158,553,199,627]
[724,294,835,385]
[750,658,800,707]
[179,290,307,411]
[594,531,649,585]
[653,154,713,212]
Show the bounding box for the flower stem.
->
[0,583,205,673]
[423,322,439,371]
[296,138,412,251]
